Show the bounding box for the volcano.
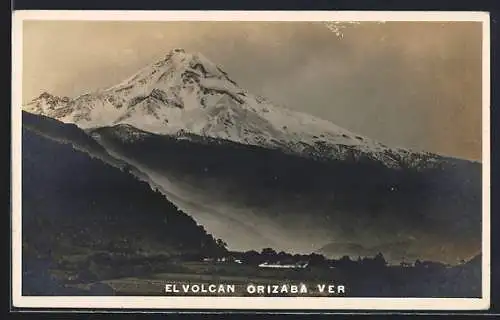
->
[22,48,482,264]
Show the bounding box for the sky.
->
[22,20,484,161]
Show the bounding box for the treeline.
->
[228,248,453,271]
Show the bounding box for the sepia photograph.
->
[11,10,490,310]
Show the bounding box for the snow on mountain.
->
[23,48,439,168]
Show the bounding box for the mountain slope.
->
[21,49,482,265]
[24,48,443,170]
[87,123,481,264]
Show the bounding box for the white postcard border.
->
[11,10,491,310]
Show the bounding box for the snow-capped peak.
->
[107,48,235,93]
[22,49,436,168]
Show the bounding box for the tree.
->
[340,255,351,262]
[242,250,261,265]
[308,253,327,267]
[336,255,353,269]
[207,238,227,258]
[277,251,288,259]
[373,252,387,268]
[261,248,277,256]
[216,239,228,250]
[261,248,277,262]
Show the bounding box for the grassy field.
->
[64,261,348,296]
[71,273,343,296]
[36,256,480,297]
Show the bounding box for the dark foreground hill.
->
[22,125,226,295]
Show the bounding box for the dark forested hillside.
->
[89,124,481,264]
[22,126,225,294]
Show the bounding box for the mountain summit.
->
[23,48,441,169]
